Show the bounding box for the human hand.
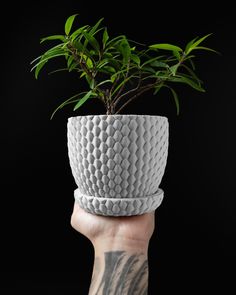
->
[71,202,155,294]
[70,201,155,249]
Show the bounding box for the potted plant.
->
[31,14,216,216]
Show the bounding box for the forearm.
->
[89,237,149,295]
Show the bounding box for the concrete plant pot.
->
[67,114,169,216]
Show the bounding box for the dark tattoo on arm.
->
[90,251,148,295]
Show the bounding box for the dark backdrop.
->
[1,1,235,294]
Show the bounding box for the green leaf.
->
[30,55,43,65]
[82,31,100,52]
[119,38,131,64]
[128,39,146,46]
[110,73,118,83]
[185,37,198,54]
[103,52,113,58]
[30,43,64,65]
[189,58,195,70]
[31,51,67,70]
[32,51,68,79]
[48,68,68,75]
[67,56,79,72]
[159,85,180,115]
[130,54,140,65]
[89,18,104,36]
[169,64,179,76]
[79,53,93,68]
[181,64,202,84]
[150,60,168,68]
[70,62,79,72]
[102,28,109,47]
[154,71,170,78]
[45,43,65,52]
[149,43,183,52]
[109,66,137,82]
[141,56,166,67]
[86,75,95,89]
[142,66,156,74]
[173,50,181,60]
[192,46,219,54]
[50,92,87,119]
[96,80,112,87]
[106,35,126,47]
[70,25,89,41]
[180,76,204,91]
[89,49,96,56]
[73,90,94,110]
[153,84,163,95]
[169,87,180,115]
[97,59,109,69]
[112,76,134,95]
[170,75,205,92]
[186,34,212,54]
[73,40,85,51]
[40,35,66,43]
[67,55,74,68]
[80,72,86,78]
[103,66,116,73]
[34,58,48,79]
[65,14,78,36]
[61,41,70,49]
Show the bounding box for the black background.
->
[1,1,236,294]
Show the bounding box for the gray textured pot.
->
[67,114,169,216]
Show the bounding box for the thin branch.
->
[94,89,107,107]
[113,60,130,101]
[113,71,142,109]
[109,74,120,98]
[67,43,94,80]
[115,81,161,114]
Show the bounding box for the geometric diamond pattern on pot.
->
[67,114,169,216]
[74,188,164,216]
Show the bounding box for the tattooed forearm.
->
[89,251,149,295]
[89,257,101,292]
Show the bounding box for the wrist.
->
[92,236,150,255]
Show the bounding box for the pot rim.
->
[68,114,168,122]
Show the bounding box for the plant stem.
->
[67,43,94,80]
[115,83,157,114]
[113,72,141,109]
[113,60,130,102]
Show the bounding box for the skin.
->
[71,202,155,295]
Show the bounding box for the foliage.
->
[31,14,217,118]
